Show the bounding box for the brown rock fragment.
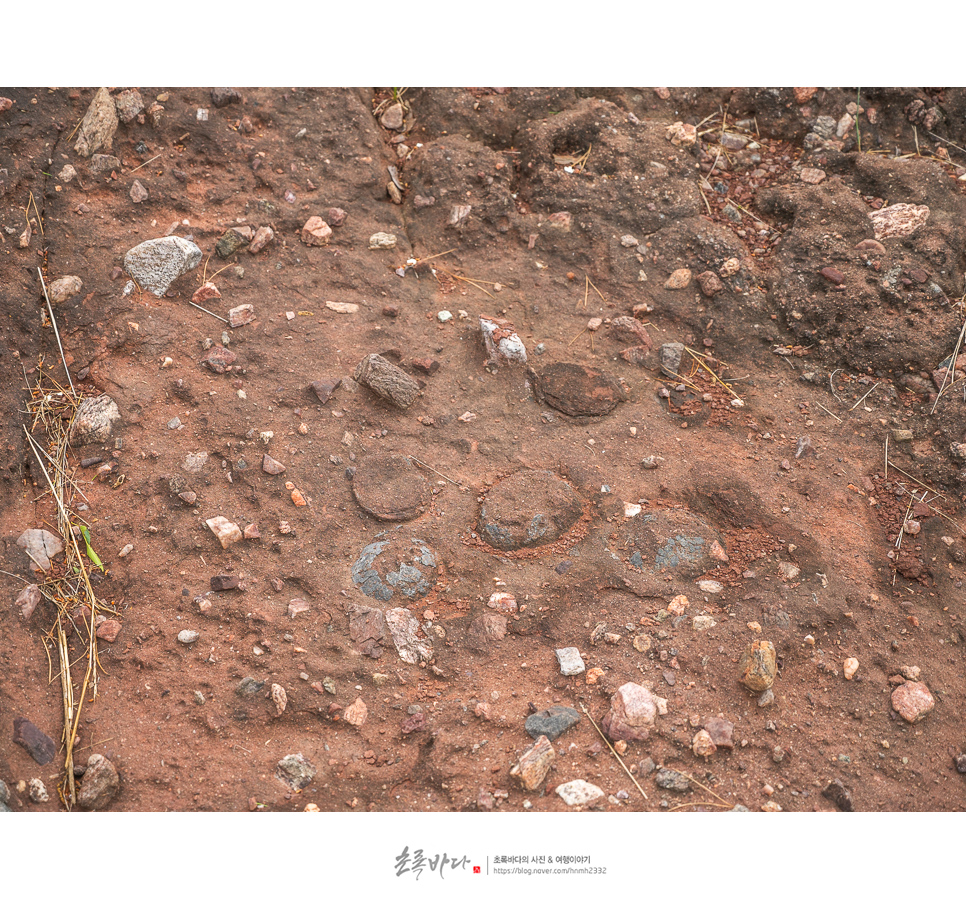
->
[510,735,555,791]
[739,640,777,692]
[354,354,420,409]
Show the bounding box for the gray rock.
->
[29,778,49,803]
[556,779,604,806]
[555,647,586,676]
[123,236,203,297]
[17,529,64,573]
[90,153,121,174]
[659,342,685,376]
[236,677,265,697]
[74,87,118,157]
[351,536,437,602]
[70,394,121,446]
[76,754,120,810]
[0,779,11,812]
[177,630,200,645]
[655,768,691,793]
[276,753,316,790]
[525,705,581,741]
[211,88,242,107]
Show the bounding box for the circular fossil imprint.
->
[478,470,582,550]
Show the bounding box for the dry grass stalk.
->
[578,702,648,801]
[21,359,115,809]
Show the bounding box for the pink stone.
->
[130,180,148,203]
[800,168,826,184]
[192,281,221,303]
[96,619,122,643]
[301,216,332,246]
[665,268,692,290]
[870,203,929,240]
[344,697,368,727]
[327,207,347,227]
[666,122,696,146]
[601,682,657,742]
[248,226,274,253]
[228,304,255,327]
[891,681,935,723]
[0,97,13,113]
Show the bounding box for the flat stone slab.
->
[525,704,581,741]
[529,362,626,417]
[479,470,582,550]
[351,536,437,602]
[352,454,431,522]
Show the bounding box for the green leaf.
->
[79,525,104,571]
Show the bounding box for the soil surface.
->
[3,86,966,813]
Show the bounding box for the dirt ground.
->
[3,86,966,814]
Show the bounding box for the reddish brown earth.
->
[3,87,966,816]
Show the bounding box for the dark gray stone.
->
[12,717,56,765]
[655,768,691,793]
[659,342,685,376]
[525,705,581,741]
[236,677,265,697]
[822,779,854,812]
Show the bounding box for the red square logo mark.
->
[473,866,481,874]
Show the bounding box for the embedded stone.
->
[870,203,929,240]
[123,236,203,296]
[74,87,118,157]
[511,735,555,791]
[76,754,120,810]
[276,753,316,790]
[351,454,431,522]
[301,216,332,245]
[206,516,243,549]
[479,470,582,551]
[17,529,64,573]
[665,268,692,289]
[623,508,726,579]
[525,705,581,741]
[344,697,368,727]
[70,395,121,446]
[350,537,437,602]
[891,680,935,723]
[556,779,604,807]
[48,275,82,304]
[601,682,658,742]
[228,304,255,327]
[13,718,56,765]
[739,640,777,692]
[529,363,625,417]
